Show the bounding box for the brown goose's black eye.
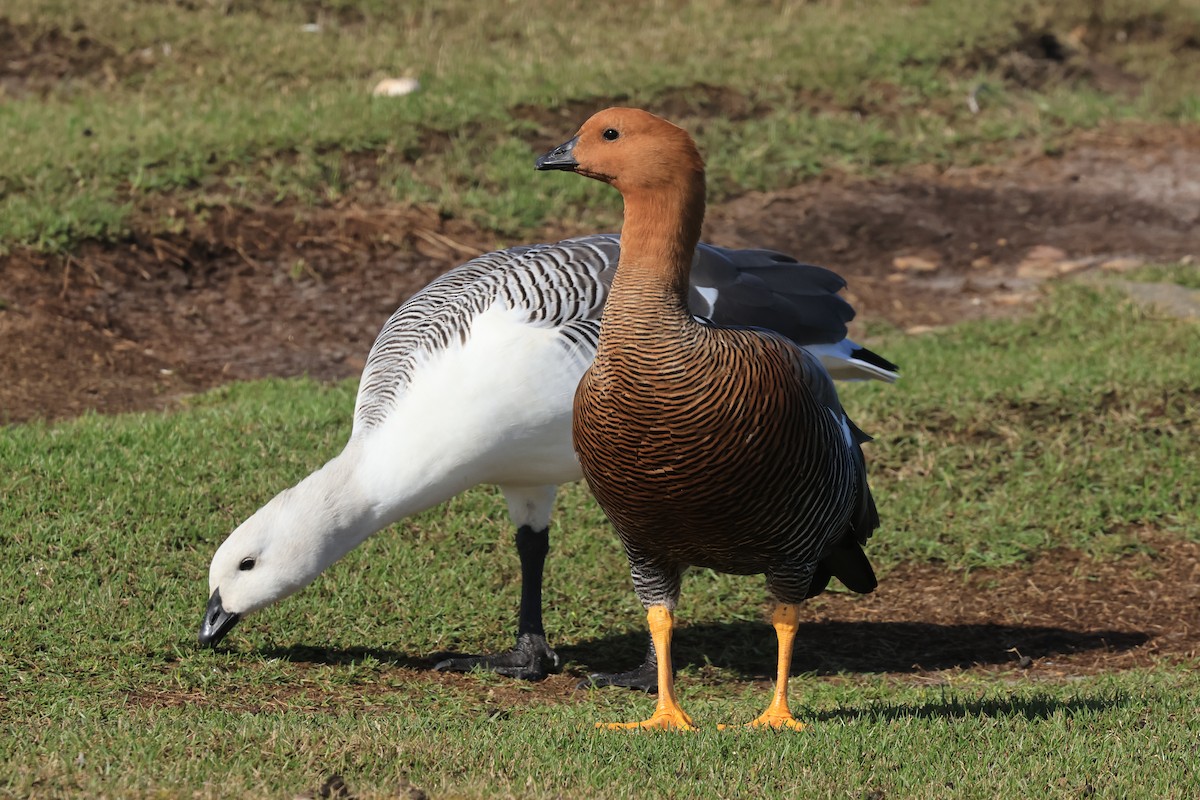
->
[602,128,620,141]
[239,558,256,571]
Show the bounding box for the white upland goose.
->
[199,231,894,687]
[536,108,880,729]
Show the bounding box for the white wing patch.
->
[828,407,854,449]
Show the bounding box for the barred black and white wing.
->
[353,236,618,432]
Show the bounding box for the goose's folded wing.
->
[688,244,855,346]
[354,236,619,430]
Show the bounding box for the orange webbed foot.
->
[714,604,807,732]
[596,605,697,732]
[748,710,806,730]
[598,706,696,732]
[717,712,806,731]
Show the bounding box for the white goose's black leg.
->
[434,524,562,680]
[580,560,682,693]
[578,639,660,692]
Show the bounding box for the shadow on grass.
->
[561,619,1148,678]
[260,643,433,671]
[264,619,1147,680]
[814,692,1125,722]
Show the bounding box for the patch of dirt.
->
[0,202,490,423]
[0,17,158,98]
[568,530,1200,688]
[961,25,1143,96]
[705,125,1200,330]
[2,125,1198,425]
[790,529,1200,678]
[952,10,1200,100]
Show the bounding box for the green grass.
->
[6,672,1200,799]
[3,280,1199,797]
[857,281,1200,568]
[2,0,1199,250]
[1121,262,1200,290]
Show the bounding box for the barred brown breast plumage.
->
[573,279,869,608]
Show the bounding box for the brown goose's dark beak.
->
[535,135,579,171]
[198,588,240,647]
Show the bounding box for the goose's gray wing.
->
[353,235,619,431]
[687,244,854,346]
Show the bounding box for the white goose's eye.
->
[239,557,256,571]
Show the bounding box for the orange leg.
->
[720,603,806,731]
[598,605,696,731]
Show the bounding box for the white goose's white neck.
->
[248,299,588,587]
[222,405,506,614]
[298,430,483,569]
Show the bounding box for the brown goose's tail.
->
[807,540,878,599]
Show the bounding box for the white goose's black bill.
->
[198,588,240,647]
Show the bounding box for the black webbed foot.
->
[434,632,561,681]
[577,644,660,693]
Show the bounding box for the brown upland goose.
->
[537,108,880,730]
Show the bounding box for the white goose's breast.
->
[361,302,588,495]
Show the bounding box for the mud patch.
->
[705,125,1200,329]
[0,17,156,98]
[0,202,490,423]
[0,124,1197,425]
[788,529,1200,679]
[566,530,1200,686]
[961,25,1142,96]
[952,8,1200,99]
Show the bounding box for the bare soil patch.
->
[0,204,490,423]
[570,530,1200,691]
[5,124,1196,425]
[706,125,1200,330]
[0,16,156,98]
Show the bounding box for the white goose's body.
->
[201,233,897,681]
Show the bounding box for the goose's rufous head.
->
[535,107,704,196]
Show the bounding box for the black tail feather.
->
[805,541,877,598]
[850,346,899,376]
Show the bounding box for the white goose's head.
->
[199,475,362,647]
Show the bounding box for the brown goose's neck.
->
[606,176,706,323]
